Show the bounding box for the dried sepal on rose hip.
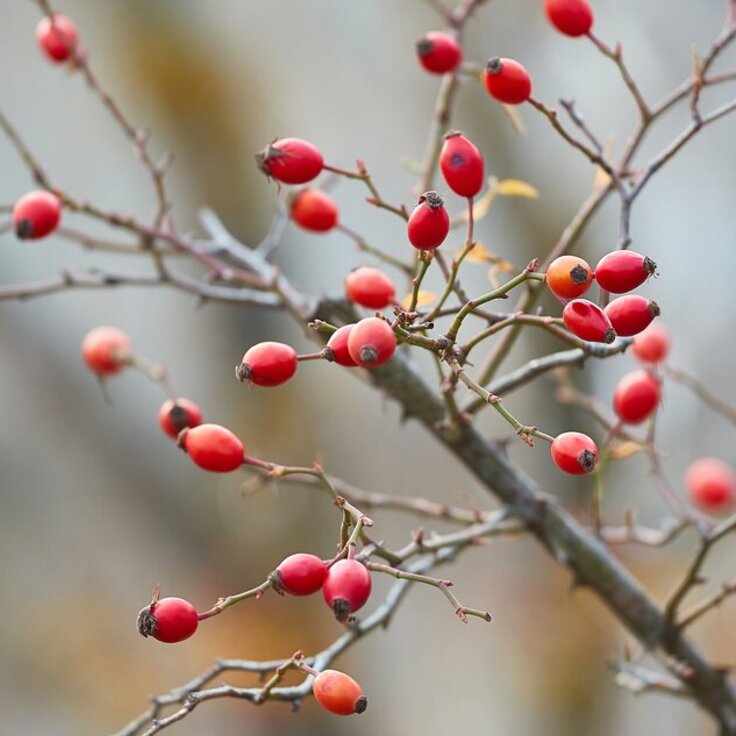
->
[137,595,199,644]
[290,188,339,232]
[81,326,132,376]
[416,31,462,74]
[255,137,324,185]
[235,341,298,387]
[12,190,62,239]
[612,370,661,425]
[271,553,328,596]
[324,324,359,368]
[562,299,616,343]
[551,431,599,475]
[407,191,450,250]
[439,131,484,198]
[543,0,594,37]
[546,255,593,299]
[158,398,203,439]
[346,317,397,368]
[179,423,244,473]
[685,458,736,514]
[322,558,372,622]
[483,57,532,105]
[594,250,657,294]
[345,266,396,310]
[36,13,79,63]
[313,669,368,715]
[604,295,660,337]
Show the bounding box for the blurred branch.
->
[664,364,736,427]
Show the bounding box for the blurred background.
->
[1,1,736,734]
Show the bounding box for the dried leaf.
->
[608,441,647,461]
[401,290,436,309]
[495,179,539,199]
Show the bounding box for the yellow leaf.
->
[607,441,647,461]
[401,290,436,310]
[463,242,496,264]
[495,179,539,199]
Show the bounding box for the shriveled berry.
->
[346,317,396,368]
[137,597,198,644]
[322,559,372,621]
[604,295,659,337]
[272,553,328,596]
[290,188,338,232]
[543,0,594,37]
[81,326,132,376]
[551,432,599,475]
[563,299,616,343]
[483,57,532,105]
[180,423,244,473]
[407,191,450,250]
[439,131,484,198]
[594,250,657,294]
[686,458,736,513]
[546,255,593,299]
[36,14,78,63]
[632,323,670,364]
[416,31,462,74]
[613,370,661,424]
[325,325,359,368]
[345,266,396,309]
[313,670,367,715]
[236,342,298,387]
[255,138,324,184]
[158,398,203,439]
[12,190,62,239]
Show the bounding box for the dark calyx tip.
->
[569,264,590,285]
[269,570,285,595]
[603,328,616,344]
[235,362,252,383]
[359,346,378,364]
[332,598,352,622]
[322,346,336,363]
[354,696,368,714]
[15,219,34,239]
[168,404,190,433]
[579,449,598,473]
[421,190,444,209]
[416,37,434,56]
[136,605,157,638]
[643,256,657,275]
[486,57,503,74]
[648,300,661,317]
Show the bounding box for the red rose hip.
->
[236,342,298,387]
[313,670,367,715]
[137,597,199,644]
[255,138,324,184]
[290,188,338,232]
[543,0,594,37]
[346,317,397,368]
[416,31,462,74]
[12,190,62,239]
[345,266,396,309]
[613,370,661,424]
[272,553,328,596]
[158,398,203,439]
[407,191,450,250]
[546,255,593,299]
[439,131,484,198]
[563,299,616,343]
[632,323,670,364]
[685,458,736,513]
[180,423,244,473]
[325,325,359,367]
[551,432,599,475]
[322,559,372,621]
[81,326,132,376]
[36,14,78,63]
[483,57,532,105]
[604,295,660,337]
[594,250,657,294]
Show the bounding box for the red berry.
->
[543,0,594,37]
[613,370,661,424]
[346,317,397,368]
[290,189,338,232]
[313,670,367,716]
[685,458,736,513]
[325,325,359,368]
[81,326,132,376]
[181,423,244,473]
[546,255,593,299]
[407,191,450,250]
[322,559,372,621]
[255,138,324,185]
[36,14,78,63]
[416,31,462,74]
[562,299,616,343]
[483,57,532,105]
[158,398,203,439]
[632,323,670,364]
[137,596,199,644]
[439,131,484,198]
[272,553,328,596]
[551,432,599,475]
[594,250,657,294]
[236,342,298,387]
[604,295,660,337]
[12,190,62,239]
[345,266,396,309]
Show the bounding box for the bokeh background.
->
[2,1,736,735]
